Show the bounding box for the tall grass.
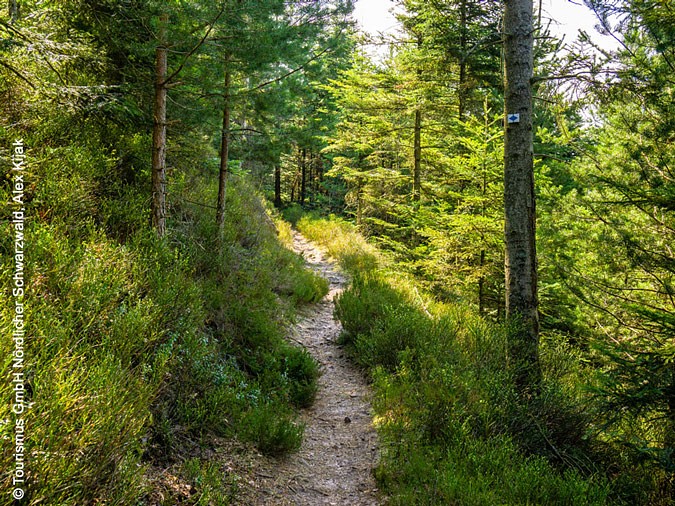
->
[296,214,658,505]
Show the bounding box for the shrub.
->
[281,203,305,225]
[240,402,304,455]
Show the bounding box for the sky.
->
[352,0,620,57]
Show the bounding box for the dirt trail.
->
[241,231,381,505]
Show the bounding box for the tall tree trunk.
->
[458,0,467,120]
[503,0,540,390]
[300,148,307,205]
[413,34,423,203]
[151,12,168,237]
[309,151,316,204]
[290,171,296,202]
[8,0,18,23]
[479,248,486,315]
[479,108,488,315]
[274,165,282,208]
[216,65,231,231]
[413,108,422,202]
[356,183,363,226]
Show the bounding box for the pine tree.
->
[503,0,540,390]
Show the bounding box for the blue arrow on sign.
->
[507,113,520,123]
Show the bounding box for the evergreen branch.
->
[162,4,227,87]
[0,18,30,42]
[181,198,218,210]
[231,127,267,135]
[0,59,36,89]
[531,71,610,84]
[0,20,65,86]
[247,46,333,93]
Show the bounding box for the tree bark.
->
[458,0,467,120]
[216,65,231,231]
[274,165,282,208]
[8,0,18,23]
[479,248,486,315]
[290,172,296,202]
[413,34,423,203]
[503,0,540,390]
[309,151,316,204]
[151,12,168,237]
[413,108,422,202]
[300,147,307,205]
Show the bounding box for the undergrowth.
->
[296,213,662,505]
[0,137,326,505]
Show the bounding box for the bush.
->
[280,344,320,408]
[281,203,305,225]
[181,458,238,506]
[240,402,304,455]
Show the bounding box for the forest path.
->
[239,230,381,505]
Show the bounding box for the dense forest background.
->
[1,0,674,504]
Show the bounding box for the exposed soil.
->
[235,230,381,505]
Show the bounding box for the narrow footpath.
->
[241,231,381,505]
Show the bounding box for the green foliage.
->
[281,203,305,225]
[278,344,320,408]
[0,169,324,503]
[531,1,675,486]
[323,55,506,312]
[299,214,661,504]
[0,223,162,504]
[150,176,325,454]
[375,437,610,506]
[4,0,675,503]
[240,402,304,456]
[181,458,238,506]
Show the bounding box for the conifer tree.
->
[503,0,540,390]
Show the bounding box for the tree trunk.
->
[151,12,168,237]
[300,148,307,205]
[274,165,282,208]
[313,153,320,197]
[458,0,467,120]
[216,65,231,231]
[479,248,486,315]
[309,151,317,204]
[479,115,488,315]
[503,0,540,390]
[413,108,422,202]
[413,34,423,203]
[290,172,296,202]
[8,0,18,23]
